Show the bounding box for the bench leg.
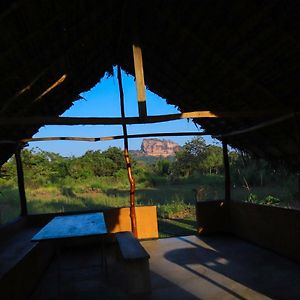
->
[55,242,62,296]
[125,259,151,296]
[99,241,108,278]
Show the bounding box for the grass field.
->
[1,174,299,237]
[0,182,200,237]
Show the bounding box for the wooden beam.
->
[0,111,291,126]
[0,2,18,21]
[0,131,206,144]
[34,74,67,102]
[222,141,231,203]
[217,113,294,138]
[133,45,147,117]
[15,147,28,216]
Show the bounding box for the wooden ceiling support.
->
[0,131,206,144]
[222,141,231,203]
[217,113,294,138]
[0,111,291,126]
[15,147,28,216]
[133,45,147,117]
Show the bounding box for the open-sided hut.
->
[0,1,300,299]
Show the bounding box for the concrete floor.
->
[143,235,300,300]
[29,235,300,300]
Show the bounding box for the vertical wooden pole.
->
[132,45,147,117]
[117,65,138,237]
[15,146,28,216]
[123,148,138,235]
[298,173,300,202]
[222,141,231,203]
[293,116,300,201]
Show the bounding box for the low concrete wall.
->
[105,206,158,239]
[195,200,300,261]
[196,201,229,234]
[229,202,300,262]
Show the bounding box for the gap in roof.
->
[31,67,211,156]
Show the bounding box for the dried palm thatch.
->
[1,1,300,166]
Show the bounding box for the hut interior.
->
[0,1,300,299]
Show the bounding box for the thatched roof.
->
[1,1,300,166]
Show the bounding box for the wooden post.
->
[222,141,231,203]
[293,116,300,201]
[117,65,138,237]
[297,173,300,202]
[132,45,147,117]
[15,147,28,216]
[124,148,138,237]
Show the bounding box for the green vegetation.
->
[0,138,299,236]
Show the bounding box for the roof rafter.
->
[0,111,291,126]
[0,131,206,144]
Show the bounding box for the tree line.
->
[0,137,295,189]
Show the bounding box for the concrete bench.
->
[0,220,53,300]
[115,231,151,296]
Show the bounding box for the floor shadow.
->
[164,235,300,300]
[148,270,201,300]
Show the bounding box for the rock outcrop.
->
[141,138,180,157]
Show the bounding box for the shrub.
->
[246,193,280,206]
[157,196,188,219]
[263,195,280,205]
[247,193,258,203]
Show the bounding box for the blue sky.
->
[31,69,215,156]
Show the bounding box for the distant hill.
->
[141,138,180,157]
[130,138,180,162]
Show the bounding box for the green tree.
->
[102,147,126,172]
[172,137,207,177]
[21,148,57,186]
[0,157,16,180]
[80,148,125,177]
[155,159,171,176]
[66,156,93,179]
[201,145,223,174]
